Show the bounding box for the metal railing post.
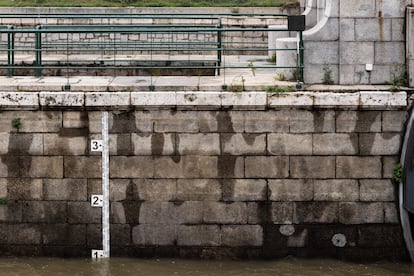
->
[35,25,42,77]
[7,25,14,78]
[216,17,222,76]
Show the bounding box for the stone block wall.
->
[303,0,411,85]
[0,91,409,260]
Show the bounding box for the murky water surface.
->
[0,258,412,276]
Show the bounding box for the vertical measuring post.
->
[102,111,110,258]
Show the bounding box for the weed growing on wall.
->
[322,64,334,85]
[393,163,403,184]
[11,118,21,130]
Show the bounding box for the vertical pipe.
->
[35,25,42,77]
[102,111,110,258]
[217,17,222,76]
[299,31,304,82]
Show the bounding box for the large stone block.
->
[134,179,176,201]
[0,111,62,133]
[382,111,407,132]
[358,225,404,248]
[27,157,63,178]
[339,65,371,85]
[339,202,384,224]
[244,111,289,133]
[270,202,294,224]
[269,179,313,201]
[313,133,358,155]
[139,202,177,224]
[7,179,43,200]
[110,156,153,178]
[63,111,89,129]
[0,133,43,155]
[304,41,339,65]
[0,224,41,245]
[355,18,391,41]
[65,156,101,178]
[384,202,399,223]
[340,0,376,17]
[383,156,399,178]
[42,224,86,246]
[340,42,374,65]
[132,133,175,156]
[289,110,316,133]
[203,202,247,224]
[43,179,86,201]
[222,179,267,201]
[132,224,176,246]
[359,133,401,155]
[336,157,382,178]
[44,134,87,156]
[177,179,221,201]
[340,19,355,41]
[336,111,381,133]
[377,0,407,17]
[68,202,101,224]
[111,224,131,247]
[375,42,405,64]
[304,64,339,85]
[313,179,359,201]
[176,201,204,224]
[40,92,84,108]
[268,134,312,155]
[392,18,405,41]
[294,202,339,224]
[22,201,67,223]
[222,225,263,247]
[360,180,395,201]
[177,225,221,246]
[221,134,266,155]
[153,110,199,133]
[0,92,38,110]
[154,156,218,178]
[108,134,133,156]
[245,156,289,178]
[178,133,220,155]
[290,157,335,179]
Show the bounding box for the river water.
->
[0,258,413,276]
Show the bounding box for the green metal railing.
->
[0,13,304,81]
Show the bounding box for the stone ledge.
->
[0,91,408,110]
[0,92,39,110]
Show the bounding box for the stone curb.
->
[0,91,408,110]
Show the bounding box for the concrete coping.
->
[0,91,407,111]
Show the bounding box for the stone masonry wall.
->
[0,91,409,260]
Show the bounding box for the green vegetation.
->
[11,117,22,130]
[389,69,408,92]
[0,0,295,7]
[0,198,6,205]
[322,63,334,85]
[393,163,403,184]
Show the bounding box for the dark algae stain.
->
[312,110,325,133]
[122,180,142,224]
[216,111,237,204]
[110,111,136,156]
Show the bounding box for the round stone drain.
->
[279,225,295,236]
[331,233,347,247]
